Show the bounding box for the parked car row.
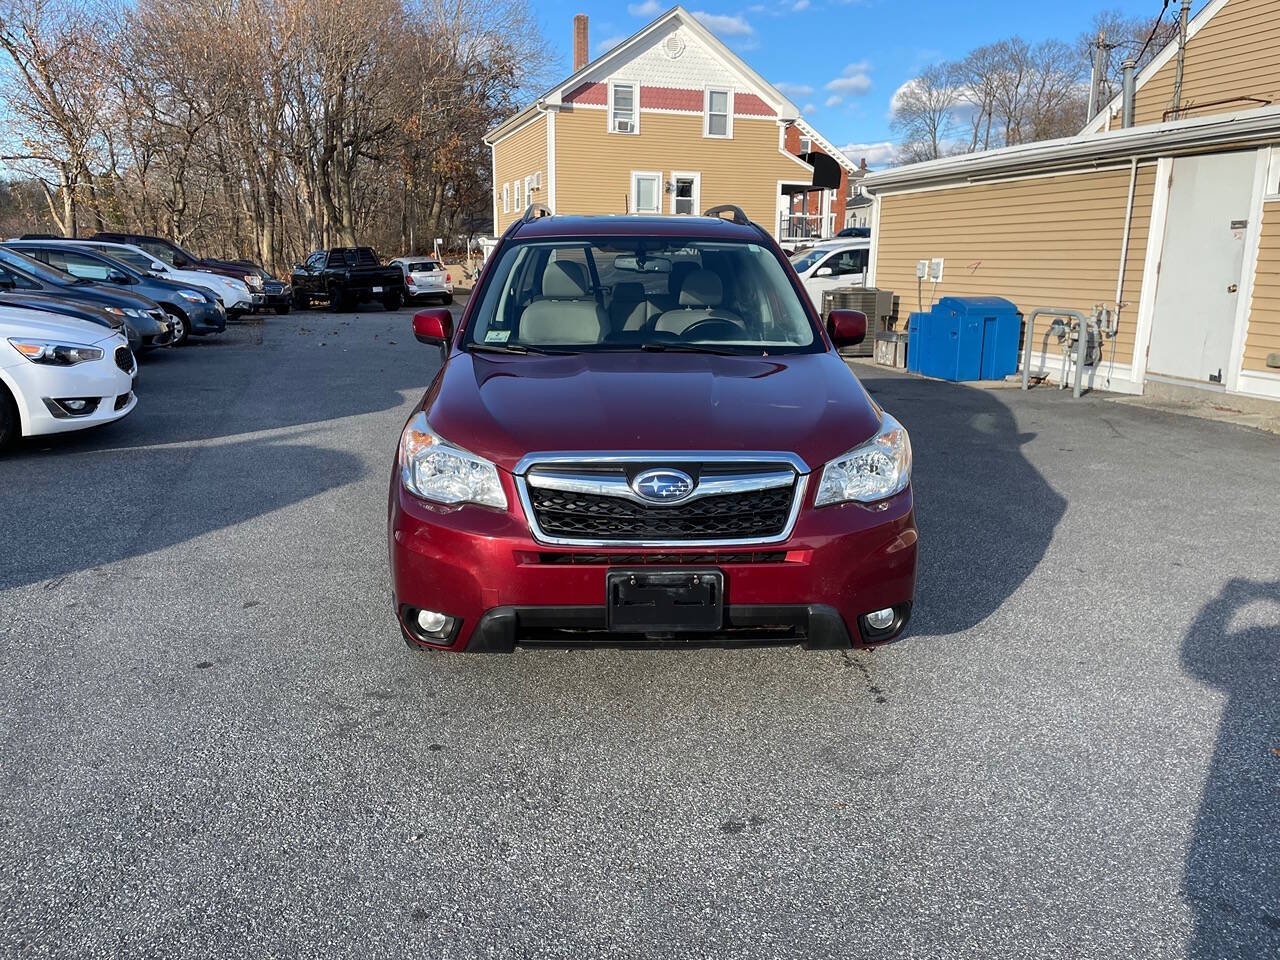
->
[288,247,456,311]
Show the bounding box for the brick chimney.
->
[573,14,589,71]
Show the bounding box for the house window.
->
[502,183,509,213]
[631,171,662,213]
[670,172,700,215]
[610,81,638,134]
[513,179,522,211]
[705,87,733,138]
[799,136,812,153]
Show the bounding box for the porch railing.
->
[777,212,836,241]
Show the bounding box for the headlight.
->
[8,338,104,365]
[814,413,912,506]
[399,412,506,509]
[244,274,263,289]
[126,308,149,318]
[177,288,206,302]
[104,306,126,316]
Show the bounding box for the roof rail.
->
[521,203,554,223]
[702,204,751,225]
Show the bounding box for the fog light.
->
[63,398,89,412]
[866,608,895,631]
[417,610,449,634]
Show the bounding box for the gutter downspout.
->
[1114,157,1139,330]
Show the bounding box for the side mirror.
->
[814,266,833,278]
[827,309,867,347]
[0,276,14,291]
[413,308,453,347]
[293,263,305,272]
[106,270,133,285]
[172,254,190,268]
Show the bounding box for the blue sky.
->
[530,0,1167,165]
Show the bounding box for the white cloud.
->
[825,61,872,97]
[792,0,810,9]
[802,102,817,115]
[594,34,628,56]
[824,94,843,108]
[774,81,814,97]
[692,11,754,36]
[840,141,897,168]
[627,0,662,15]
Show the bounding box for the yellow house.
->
[863,0,1280,403]
[483,6,849,242]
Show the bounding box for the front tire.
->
[0,382,18,449]
[442,293,454,305]
[292,291,310,310]
[274,304,290,315]
[166,309,190,346]
[382,290,402,311]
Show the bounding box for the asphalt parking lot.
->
[0,301,1276,959]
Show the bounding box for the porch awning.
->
[801,152,843,190]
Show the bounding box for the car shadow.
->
[1179,578,1280,957]
[856,369,1067,637]
[0,435,365,591]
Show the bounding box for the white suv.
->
[0,307,136,448]
[390,257,454,305]
[789,239,870,314]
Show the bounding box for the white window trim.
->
[502,183,509,214]
[630,170,663,214]
[1266,146,1279,199]
[669,171,701,216]
[799,136,812,153]
[704,86,734,139]
[609,80,639,136]
[513,179,522,211]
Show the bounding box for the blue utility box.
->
[905,296,1022,381]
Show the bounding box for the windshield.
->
[0,247,78,285]
[408,261,442,272]
[789,248,828,272]
[465,238,820,354]
[96,248,158,273]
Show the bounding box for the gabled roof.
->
[1081,0,1228,135]
[485,5,801,144]
[793,118,859,176]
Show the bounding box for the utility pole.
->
[1087,30,1107,122]
[1170,0,1192,120]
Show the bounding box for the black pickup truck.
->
[290,247,406,311]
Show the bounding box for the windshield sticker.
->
[484,330,511,343]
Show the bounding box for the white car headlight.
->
[7,338,103,366]
[177,289,206,303]
[814,413,912,506]
[399,412,506,509]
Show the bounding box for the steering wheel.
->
[680,317,744,341]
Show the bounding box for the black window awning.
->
[801,151,843,190]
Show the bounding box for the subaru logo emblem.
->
[631,468,695,503]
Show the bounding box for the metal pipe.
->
[1022,308,1089,392]
[1113,157,1138,335]
[1121,59,1137,128]
[1073,318,1089,399]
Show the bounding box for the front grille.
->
[537,551,788,565]
[114,345,135,374]
[529,485,794,542]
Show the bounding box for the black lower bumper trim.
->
[463,603,855,653]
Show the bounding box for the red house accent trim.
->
[735,93,774,117]
[565,82,607,105]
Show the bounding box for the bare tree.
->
[890,64,959,163]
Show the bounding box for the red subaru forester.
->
[388,207,917,652]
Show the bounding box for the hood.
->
[195,257,260,280]
[64,282,161,312]
[0,293,119,329]
[0,306,125,345]
[424,350,882,474]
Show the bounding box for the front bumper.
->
[389,477,917,652]
[186,301,226,334]
[2,346,137,438]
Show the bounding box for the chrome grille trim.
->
[526,468,795,506]
[514,451,809,548]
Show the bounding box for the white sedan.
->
[74,241,255,315]
[789,239,871,314]
[0,307,136,447]
[390,257,454,305]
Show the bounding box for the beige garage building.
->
[862,0,1280,403]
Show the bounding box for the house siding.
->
[492,114,549,234]
[1244,200,1280,372]
[1131,0,1280,127]
[872,165,1157,366]
[553,106,805,228]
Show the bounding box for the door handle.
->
[1227,283,1238,294]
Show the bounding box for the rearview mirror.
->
[613,255,672,273]
[413,308,453,347]
[827,309,867,347]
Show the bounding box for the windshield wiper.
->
[468,342,578,356]
[639,342,748,356]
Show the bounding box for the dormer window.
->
[610,81,638,134]
[705,87,733,139]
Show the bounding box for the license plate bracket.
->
[606,568,724,632]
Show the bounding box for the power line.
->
[1136,0,1172,62]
